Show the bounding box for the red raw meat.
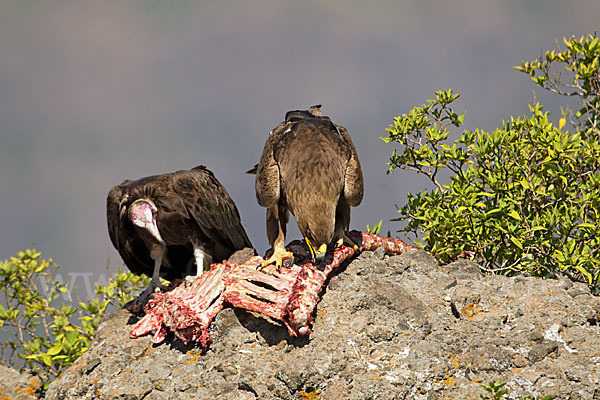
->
[130,231,418,347]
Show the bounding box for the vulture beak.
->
[305,237,327,264]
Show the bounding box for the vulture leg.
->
[262,204,293,269]
[127,254,163,313]
[334,198,360,251]
[193,245,211,275]
[150,255,163,291]
[185,242,212,285]
[185,241,212,285]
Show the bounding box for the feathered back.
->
[255,106,363,245]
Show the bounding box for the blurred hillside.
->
[1,1,599,294]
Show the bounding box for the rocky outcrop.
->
[0,364,42,400]
[45,249,600,399]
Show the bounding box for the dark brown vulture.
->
[253,105,363,267]
[107,165,253,299]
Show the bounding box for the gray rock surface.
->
[45,250,600,399]
[0,364,42,399]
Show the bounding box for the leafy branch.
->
[0,249,149,391]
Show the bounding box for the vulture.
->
[107,165,253,299]
[253,105,363,267]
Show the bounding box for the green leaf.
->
[507,210,521,220]
[484,208,504,218]
[40,353,52,367]
[578,222,596,230]
[46,343,63,356]
[510,236,523,250]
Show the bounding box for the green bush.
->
[383,34,600,290]
[0,249,149,390]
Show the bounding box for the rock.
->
[227,247,257,265]
[45,250,600,400]
[0,364,42,400]
[527,341,558,363]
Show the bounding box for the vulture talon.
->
[125,283,159,314]
[184,275,198,288]
[339,232,360,251]
[261,248,294,271]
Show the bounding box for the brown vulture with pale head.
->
[107,165,253,299]
[252,105,363,267]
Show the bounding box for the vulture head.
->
[128,199,164,246]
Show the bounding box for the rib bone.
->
[130,231,418,347]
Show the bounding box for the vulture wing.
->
[172,166,252,251]
[106,184,124,253]
[255,124,287,209]
[336,124,364,207]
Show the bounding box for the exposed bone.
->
[130,231,418,347]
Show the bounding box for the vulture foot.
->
[261,248,294,270]
[338,232,360,251]
[184,274,201,288]
[124,282,170,313]
[124,286,155,314]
